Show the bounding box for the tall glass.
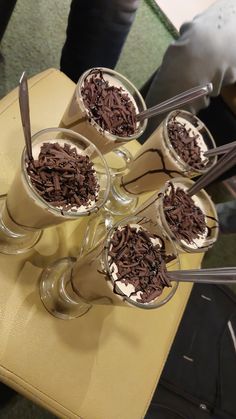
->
[0,128,110,254]
[40,215,180,320]
[121,110,217,195]
[60,67,147,173]
[135,177,219,253]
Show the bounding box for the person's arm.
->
[144,0,236,137]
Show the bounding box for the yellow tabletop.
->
[0,69,203,419]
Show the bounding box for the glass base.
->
[40,257,92,320]
[0,197,42,255]
[104,177,139,216]
[105,146,133,175]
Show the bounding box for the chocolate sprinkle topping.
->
[163,183,207,244]
[81,69,137,137]
[27,142,99,211]
[168,115,207,170]
[108,224,172,304]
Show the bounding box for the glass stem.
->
[104,174,138,215]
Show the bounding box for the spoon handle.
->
[188,145,236,197]
[170,267,236,284]
[171,276,236,284]
[19,71,33,161]
[136,83,213,122]
[204,140,236,157]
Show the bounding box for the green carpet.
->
[0,0,70,99]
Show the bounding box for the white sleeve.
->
[144,0,236,133]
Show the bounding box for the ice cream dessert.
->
[156,178,219,253]
[107,224,174,304]
[167,114,208,170]
[27,140,99,212]
[4,137,100,230]
[60,67,147,155]
[163,183,207,247]
[81,69,137,137]
[121,110,216,195]
[71,219,179,308]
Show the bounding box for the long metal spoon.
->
[19,71,33,160]
[169,267,236,284]
[188,144,236,197]
[136,83,213,122]
[204,140,236,157]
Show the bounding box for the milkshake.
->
[122,110,217,195]
[155,177,219,253]
[60,68,147,156]
[71,216,180,309]
[0,128,110,254]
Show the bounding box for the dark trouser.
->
[0,0,17,44]
[60,0,139,83]
[145,284,236,419]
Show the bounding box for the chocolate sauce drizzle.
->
[205,214,219,237]
[122,148,183,194]
[135,196,161,216]
[108,224,172,304]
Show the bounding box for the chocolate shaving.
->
[81,69,137,137]
[168,115,207,170]
[163,183,207,244]
[27,142,99,211]
[108,225,172,304]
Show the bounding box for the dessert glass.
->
[59,67,147,174]
[0,127,110,255]
[121,109,217,195]
[155,177,219,253]
[40,215,180,320]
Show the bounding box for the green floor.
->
[0,0,235,417]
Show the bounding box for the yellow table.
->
[0,69,203,419]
